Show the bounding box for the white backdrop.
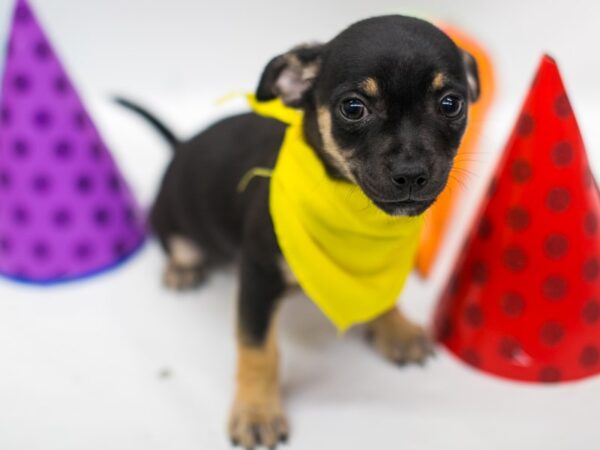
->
[1,2,600,450]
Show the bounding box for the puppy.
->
[119,15,479,449]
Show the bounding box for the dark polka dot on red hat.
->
[464,304,484,327]
[462,348,481,367]
[93,207,111,227]
[582,258,599,283]
[34,39,51,60]
[53,74,70,95]
[477,216,493,240]
[554,94,572,118]
[551,141,573,167]
[75,174,94,194]
[503,245,528,272]
[12,206,30,225]
[544,234,568,259]
[585,212,598,235]
[501,292,525,317]
[539,366,561,383]
[33,108,53,129]
[32,241,50,261]
[511,159,532,183]
[498,337,521,360]
[507,206,530,231]
[580,345,600,368]
[437,317,453,341]
[52,208,72,228]
[12,73,31,93]
[546,187,570,212]
[487,177,498,198]
[540,321,564,346]
[12,138,30,159]
[517,113,534,137]
[32,173,52,194]
[542,275,568,301]
[582,300,600,324]
[74,241,94,261]
[471,260,488,284]
[54,139,74,159]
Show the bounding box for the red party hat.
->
[434,55,600,383]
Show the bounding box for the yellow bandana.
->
[246,95,424,332]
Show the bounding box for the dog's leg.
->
[163,235,206,290]
[366,306,435,366]
[229,255,288,449]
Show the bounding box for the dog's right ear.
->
[256,44,324,107]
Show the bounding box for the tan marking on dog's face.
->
[432,72,448,90]
[317,106,357,182]
[230,310,288,448]
[360,77,380,97]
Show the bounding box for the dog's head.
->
[256,15,480,216]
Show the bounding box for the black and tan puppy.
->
[119,15,479,449]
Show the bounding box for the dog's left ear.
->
[256,43,324,107]
[461,50,480,103]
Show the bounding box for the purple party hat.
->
[0,0,146,284]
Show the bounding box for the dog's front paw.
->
[229,400,289,450]
[367,313,435,366]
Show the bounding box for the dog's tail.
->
[114,97,180,149]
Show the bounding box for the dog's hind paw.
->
[162,263,206,290]
[228,401,289,450]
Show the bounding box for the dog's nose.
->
[391,165,429,189]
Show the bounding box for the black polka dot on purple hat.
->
[12,206,30,225]
[52,208,72,228]
[32,240,50,261]
[0,105,11,125]
[12,138,30,158]
[73,110,88,130]
[0,170,12,190]
[93,207,111,227]
[15,2,32,23]
[32,173,52,194]
[74,242,94,261]
[33,38,51,60]
[113,239,129,257]
[0,236,12,254]
[75,174,94,194]
[33,108,53,129]
[12,73,31,93]
[54,139,74,159]
[53,74,70,95]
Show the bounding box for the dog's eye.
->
[340,98,367,121]
[439,95,464,118]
